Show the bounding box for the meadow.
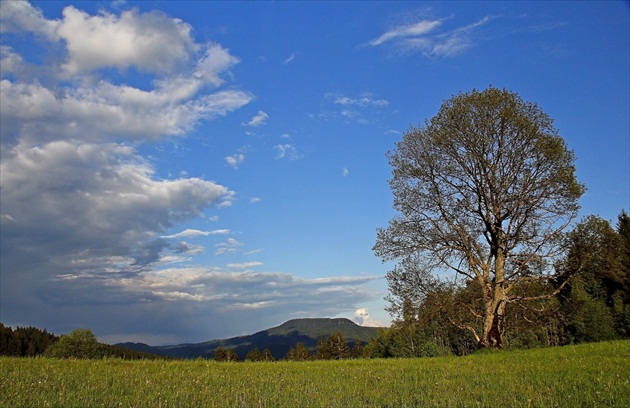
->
[1,340,629,407]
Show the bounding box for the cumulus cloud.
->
[0,3,251,147]
[354,308,385,327]
[368,15,494,57]
[225,153,245,169]
[0,65,252,148]
[0,140,233,267]
[56,6,197,75]
[0,1,59,40]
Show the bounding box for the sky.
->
[1,1,628,346]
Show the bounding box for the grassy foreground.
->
[1,341,629,407]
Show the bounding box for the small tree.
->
[319,332,350,360]
[261,348,275,362]
[245,347,262,362]
[351,339,363,358]
[44,329,103,359]
[375,88,585,348]
[214,347,227,361]
[286,342,311,361]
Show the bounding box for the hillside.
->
[118,318,381,360]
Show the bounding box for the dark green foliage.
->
[246,347,275,362]
[0,323,170,360]
[214,347,239,362]
[44,329,103,359]
[261,348,275,362]
[372,210,630,358]
[557,214,630,343]
[314,332,350,360]
[0,323,58,357]
[285,342,311,361]
[245,347,262,361]
[350,339,363,358]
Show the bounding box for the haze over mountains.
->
[117,318,381,360]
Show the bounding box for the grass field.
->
[1,340,629,407]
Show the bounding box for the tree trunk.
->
[479,301,505,348]
[479,246,507,349]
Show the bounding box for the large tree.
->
[374,88,585,348]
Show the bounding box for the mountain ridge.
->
[117,318,382,360]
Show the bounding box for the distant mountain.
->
[117,318,382,360]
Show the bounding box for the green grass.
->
[1,340,629,407]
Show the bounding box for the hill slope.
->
[118,318,381,360]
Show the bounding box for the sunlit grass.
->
[1,340,628,407]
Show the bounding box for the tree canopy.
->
[375,87,585,348]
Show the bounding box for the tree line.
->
[0,324,170,360]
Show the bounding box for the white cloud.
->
[354,308,385,327]
[0,3,251,147]
[162,229,230,239]
[283,54,296,65]
[225,153,245,169]
[56,6,197,75]
[215,237,244,255]
[369,19,443,46]
[318,92,389,124]
[368,15,494,58]
[274,144,303,160]
[227,261,263,269]
[194,43,240,86]
[342,167,349,177]
[1,77,253,146]
[0,1,59,40]
[328,92,389,108]
[243,110,269,127]
[250,197,262,203]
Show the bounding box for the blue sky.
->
[1,1,628,345]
